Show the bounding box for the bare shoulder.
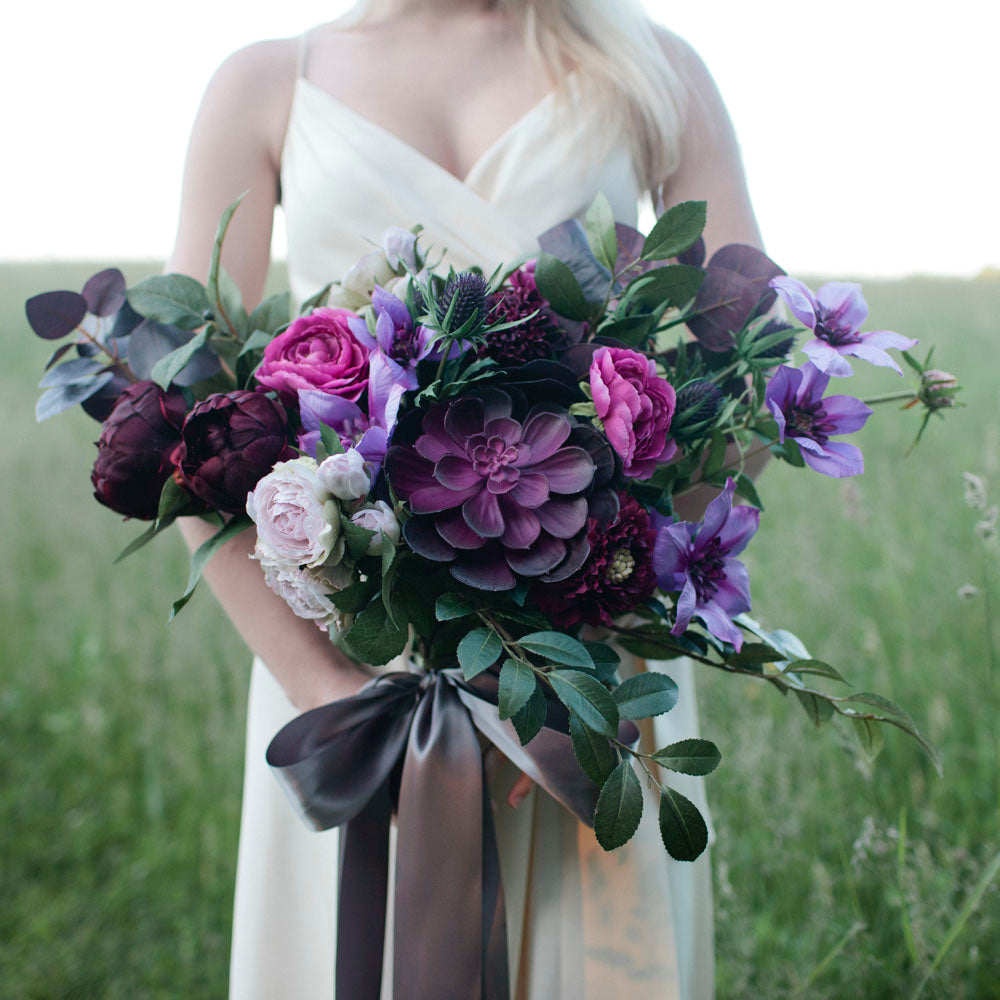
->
[650,25,728,113]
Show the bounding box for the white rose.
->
[254,544,348,632]
[380,226,418,272]
[350,501,401,556]
[246,457,343,568]
[331,251,397,310]
[317,449,370,501]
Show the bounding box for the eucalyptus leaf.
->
[457,627,503,680]
[642,201,707,261]
[82,268,127,317]
[36,373,114,421]
[547,670,619,738]
[498,659,537,720]
[519,631,594,668]
[658,785,709,861]
[613,672,679,720]
[26,290,88,339]
[652,739,721,776]
[39,357,103,387]
[127,274,210,330]
[435,592,474,621]
[569,714,617,785]
[593,760,643,850]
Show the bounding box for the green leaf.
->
[770,437,806,468]
[115,478,192,564]
[457,627,503,680]
[726,642,783,666]
[642,201,707,260]
[626,265,704,310]
[652,739,721,776]
[519,631,594,668]
[569,714,617,785]
[300,282,333,315]
[340,517,375,560]
[612,672,679,720]
[795,689,835,727]
[435,593,474,621]
[169,515,250,621]
[780,658,849,684]
[327,578,379,613]
[593,760,643,850]
[852,717,885,764]
[584,192,619,271]
[211,264,249,339]
[341,598,408,666]
[381,543,402,625]
[206,194,245,325]
[547,670,619,738]
[320,422,345,457]
[582,642,620,683]
[703,431,728,477]
[733,473,764,510]
[596,315,655,347]
[126,274,210,329]
[237,329,273,357]
[534,252,592,321]
[150,328,209,390]
[510,682,547,745]
[498,659,537,720]
[658,785,709,861]
[248,291,290,336]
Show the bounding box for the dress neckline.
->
[294,74,576,188]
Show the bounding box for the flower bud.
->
[317,449,370,500]
[350,501,400,555]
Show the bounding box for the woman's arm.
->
[655,30,770,521]
[168,40,369,710]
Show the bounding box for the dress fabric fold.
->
[229,73,715,1000]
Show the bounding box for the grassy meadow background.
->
[2,261,999,998]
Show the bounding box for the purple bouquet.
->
[27,194,955,865]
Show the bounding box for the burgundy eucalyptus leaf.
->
[677,236,706,268]
[613,223,657,283]
[127,318,221,386]
[36,372,114,421]
[82,268,127,317]
[708,244,785,313]
[25,290,87,340]
[43,342,76,370]
[686,268,760,352]
[538,219,612,303]
[81,371,133,422]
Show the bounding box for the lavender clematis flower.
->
[348,285,435,391]
[770,276,916,377]
[298,353,404,476]
[653,477,759,651]
[765,363,873,477]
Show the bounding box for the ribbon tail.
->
[336,781,393,1000]
[481,763,510,1000]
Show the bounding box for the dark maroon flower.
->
[91,380,188,520]
[533,493,657,627]
[481,262,559,365]
[174,391,296,513]
[385,389,598,591]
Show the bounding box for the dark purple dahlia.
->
[533,493,657,627]
[481,262,559,365]
[385,389,599,591]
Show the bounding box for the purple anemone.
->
[298,353,404,476]
[765,362,873,477]
[653,478,759,651]
[385,389,599,591]
[770,276,916,377]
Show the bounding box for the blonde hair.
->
[336,0,687,191]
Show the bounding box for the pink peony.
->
[253,541,352,632]
[255,308,369,400]
[589,346,677,480]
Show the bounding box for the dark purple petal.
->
[534,497,588,539]
[538,530,591,583]
[463,488,504,538]
[498,500,541,549]
[505,533,566,576]
[82,269,127,317]
[698,478,737,543]
[518,411,572,463]
[526,447,594,494]
[26,290,88,340]
[799,439,864,477]
[509,473,549,508]
[713,561,752,614]
[411,482,480,513]
[444,396,485,443]
[694,599,745,650]
[384,445,435,496]
[403,517,458,561]
[451,550,516,591]
[436,511,488,550]
[484,416,522,443]
[821,395,874,435]
[433,455,481,490]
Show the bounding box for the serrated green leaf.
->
[150,328,209,390]
[212,264,248,339]
[613,672,679,720]
[126,274,210,329]
[498,659,537,720]
[569,714,617,785]
[582,642,620,682]
[435,593,474,621]
[169,515,250,621]
[341,598,408,666]
[519,631,594,668]
[703,431,728,477]
[584,192,619,271]
[652,739,721,776]
[658,785,709,861]
[726,642,782,666]
[381,544,402,625]
[596,315,655,347]
[327,578,379,613]
[510,682,547,745]
[340,516,375,560]
[626,264,704,310]
[594,760,643,850]
[534,252,592,321]
[642,201,707,260]
[457,627,503,680]
[547,670,619,738]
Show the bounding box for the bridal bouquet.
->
[27,195,955,867]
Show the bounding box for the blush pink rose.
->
[255,307,369,400]
[589,346,677,480]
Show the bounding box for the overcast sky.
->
[4,1,997,276]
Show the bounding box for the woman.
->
[169,1,763,997]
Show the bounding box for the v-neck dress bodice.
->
[230,65,715,1000]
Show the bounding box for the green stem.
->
[863,390,918,406]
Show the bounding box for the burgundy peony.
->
[534,493,657,627]
[254,307,370,400]
[481,261,559,364]
[385,389,598,591]
[91,380,188,520]
[174,391,297,514]
[589,346,677,480]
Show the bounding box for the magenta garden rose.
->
[91,380,188,520]
[589,346,677,479]
[255,307,370,400]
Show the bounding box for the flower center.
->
[606,548,635,584]
[390,325,418,363]
[815,313,861,347]
[787,401,836,445]
[689,537,727,602]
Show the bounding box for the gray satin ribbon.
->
[265,668,626,1000]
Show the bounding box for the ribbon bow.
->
[266,667,612,1000]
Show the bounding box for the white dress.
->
[229,57,715,1000]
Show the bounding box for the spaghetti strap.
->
[296,31,311,80]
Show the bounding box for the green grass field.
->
[2,261,998,998]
